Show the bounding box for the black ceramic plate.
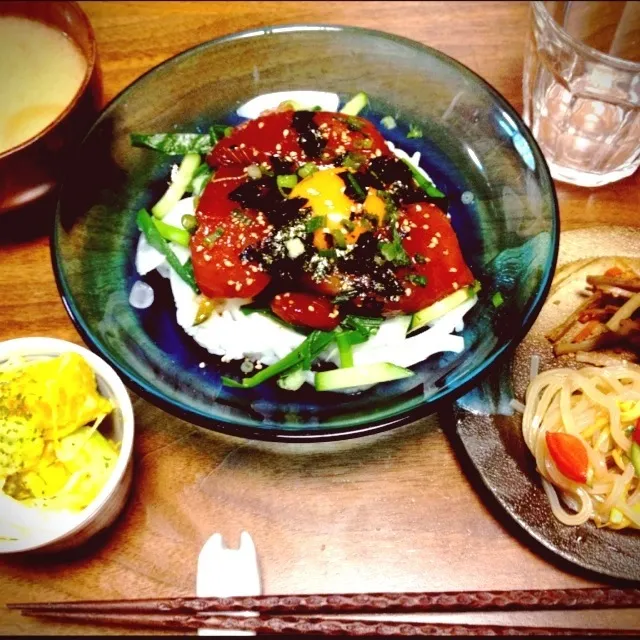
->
[453,226,640,583]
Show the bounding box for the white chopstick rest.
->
[196,531,262,636]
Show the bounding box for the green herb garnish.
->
[407,274,427,287]
[203,226,224,247]
[407,124,423,139]
[305,215,326,233]
[346,172,366,199]
[131,133,212,155]
[401,158,445,199]
[380,115,397,130]
[298,162,318,179]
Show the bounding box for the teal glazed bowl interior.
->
[53,25,559,442]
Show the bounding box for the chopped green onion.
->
[181,214,198,233]
[152,153,201,219]
[407,274,427,287]
[407,124,423,139]
[188,164,213,197]
[276,174,298,196]
[298,162,318,179]
[345,116,363,131]
[341,218,356,232]
[222,330,336,389]
[341,315,383,339]
[209,124,233,143]
[342,152,366,171]
[277,368,307,391]
[380,115,397,130]
[305,216,326,233]
[346,172,365,199]
[340,92,368,116]
[400,158,445,199]
[471,279,482,294]
[336,332,354,368]
[332,229,347,249]
[203,227,224,247]
[492,291,504,307]
[151,218,191,247]
[136,209,198,292]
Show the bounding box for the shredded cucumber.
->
[315,362,413,391]
[409,286,474,332]
[152,153,201,219]
[340,92,368,116]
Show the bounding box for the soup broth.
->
[0,16,87,154]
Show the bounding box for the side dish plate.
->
[453,226,640,583]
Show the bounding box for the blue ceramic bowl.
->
[52,25,559,442]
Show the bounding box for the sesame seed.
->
[443,249,449,255]
[415,205,422,212]
[375,149,382,156]
[235,282,242,291]
[204,254,212,262]
[308,305,315,312]
[227,280,235,286]
[275,294,282,300]
[258,122,264,129]
[283,292,290,298]
[283,129,290,137]
[275,143,282,151]
[239,143,246,149]
[246,278,254,285]
[223,259,233,267]
[453,282,459,290]
[449,267,458,273]
[435,232,442,238]
[422,224,429,230]
[405,287,412,296]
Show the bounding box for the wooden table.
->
[1,1,639,635]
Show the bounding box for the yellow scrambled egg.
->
[0,352,119,512]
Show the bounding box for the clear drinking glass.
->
[523,1,640,187]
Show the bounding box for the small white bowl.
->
[0,337,134,554]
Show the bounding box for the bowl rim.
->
[51,23,560,443]
[0,1,98,161]
[0,337,134,553]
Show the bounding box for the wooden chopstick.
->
[10,610,640,636]
[9,587,640,616]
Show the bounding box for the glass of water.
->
[523,1,640,187]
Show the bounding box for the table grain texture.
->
[1,1,639,635]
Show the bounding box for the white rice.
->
[134,98,476,387]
